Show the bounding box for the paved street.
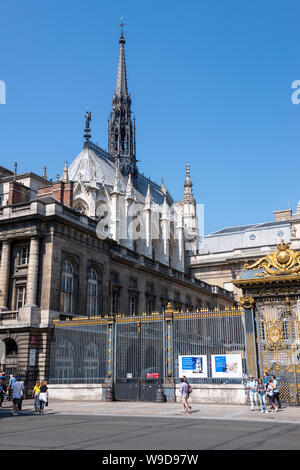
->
[1,399,300,450]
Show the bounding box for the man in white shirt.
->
[246,375,258,411]
[11,376,24,416]
[271,375,281,409]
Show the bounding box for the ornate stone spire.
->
[61,161,69,182]
[125,172,134,199]
[107,23,137,177]
[114,20,128,98]
[145,184,152,209]
[162,195,169,219]
[112,166,122,193]
[183,162,195,204]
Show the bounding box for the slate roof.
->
[199,219,290,255]
[68,141,174,206]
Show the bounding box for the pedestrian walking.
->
[246,375,258,411]
[180,377,191,414]
[11,376,24,416]
[257,378,268,413]
[266,378,278,412]
[0,376,6,407]
[183,376,192,410]
[271,375,281,409]
[263,371,270,404]
[32,380,41,412]
[18,379,24,411]
[8,374,16,401]
[38,381,49,415]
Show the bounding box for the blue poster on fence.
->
[178,355,207,378]
[215,355,227,373]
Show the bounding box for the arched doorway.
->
[4,338,18,375]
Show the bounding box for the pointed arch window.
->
[87,268,98,316]
[60,260,74,314]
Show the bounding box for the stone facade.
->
[0,195,234,397]
[0,30,235,398]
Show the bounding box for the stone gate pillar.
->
[240,294,258,378]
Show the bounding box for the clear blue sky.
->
[1,0,300,234]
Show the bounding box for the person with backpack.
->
[183,375,192,410]
[180,377,191,414]
[38,380,49,415]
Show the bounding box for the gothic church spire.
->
[108,22,137,178]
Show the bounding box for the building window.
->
[16,285,26,309]
[129,277,137,289]
[60,260,74,314]
[19,247,29,265]
[146,297,154,315]
[110,290,119,316]
[87,268,98,316]
[129,295,137,316]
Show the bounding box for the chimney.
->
[273,209,292,222]
[37,181,74,208]
[8,181,30,205]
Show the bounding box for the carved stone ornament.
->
[265,320,285,351]
[243,239,300,278]
[239,294,255,309]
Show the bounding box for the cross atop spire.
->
[120,16,126,38]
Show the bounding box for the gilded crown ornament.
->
[239,294,255,309]
[243,239,300,277]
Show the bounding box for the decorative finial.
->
[61,161,69,182]
[84,110,92,142]
[56,173,60,182]
[42,166,47,180]
[184,162,192,188]
[161,178,167,196]
[120,16,126,39]
[13,162,17,181]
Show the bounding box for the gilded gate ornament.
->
[243,240,300,278]
[265,320,285,351]
[239,294,255,309]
